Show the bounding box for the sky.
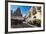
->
[11,5,32,14]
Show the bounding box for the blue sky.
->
[11,5,32,14]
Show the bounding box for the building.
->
[14,8,22,16]
[25,6,41,24]
[11,8,24,26]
